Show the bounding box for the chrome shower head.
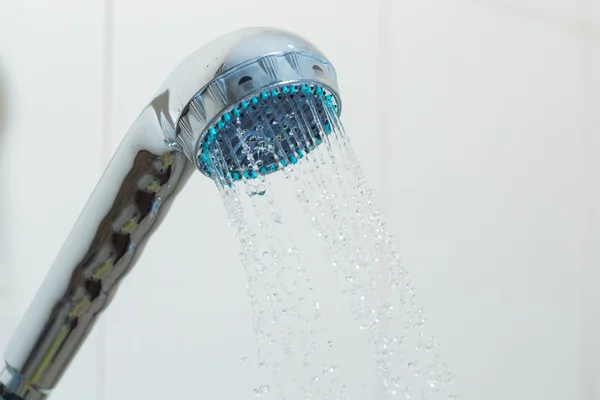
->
[0,27,341,400]
[163,26,341,175]
[176,29,341,181]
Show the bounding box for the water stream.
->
[206,93,457,399]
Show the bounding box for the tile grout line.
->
[580,0,597,398]
[377,1,392,399]
[0,60,13,310]
[98,0,114,399]
[377,0,392,217]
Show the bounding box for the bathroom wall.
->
[0,50,13,360]
[0,1,598,399]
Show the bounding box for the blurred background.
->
[0,1,598,399]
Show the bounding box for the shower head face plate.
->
[196,83,339,181]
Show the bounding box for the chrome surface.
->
[174,32,341,169]
[0,127,192,399]
[0,26,340,399]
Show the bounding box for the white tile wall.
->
[584,11,600,400]
[0,1,597,399]
[388,2,592,399]
[0,2,108,399]
[0,57,12,320]
[472,0,587,28]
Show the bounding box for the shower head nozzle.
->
[164,27,342,181]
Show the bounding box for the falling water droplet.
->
[297,189,310,203]
[246,184,257,196]
[256,184,267,196]
[253,385,270,397]
[271,212,282,223]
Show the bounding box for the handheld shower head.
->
[0,27,341,400]
[173,28,341,180]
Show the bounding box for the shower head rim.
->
[192,79,341,178]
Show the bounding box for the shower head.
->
[1,27,341,400]
[154,26,341,176]
[176,29,341,181]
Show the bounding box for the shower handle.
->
[0,107,192,399]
